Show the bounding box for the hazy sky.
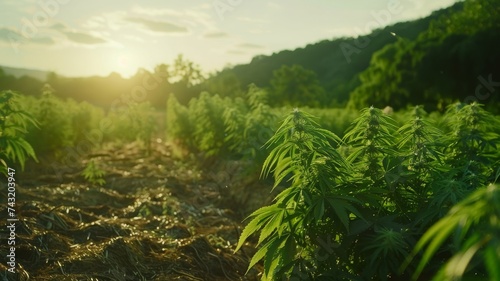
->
[0,0,458,78]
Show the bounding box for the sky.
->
[0,0,459,78]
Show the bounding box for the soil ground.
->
[0,141,267,280]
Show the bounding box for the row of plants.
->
[16,86,159,160]
[3,87,499,280]
[10,83,356,169]
[6,83,416,167]
[165,84,387,162]
[166,85,280,163]
[234,103,500,280]
[1,87,159,185]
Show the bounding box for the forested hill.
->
[348,0,500,111]
[204,2,464,106]
[205,0,500,111]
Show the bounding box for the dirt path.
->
[0,142,262,280]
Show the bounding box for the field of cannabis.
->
[1,85,500,280]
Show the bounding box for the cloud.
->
[47,23,107,45]
[131,6,215,30]
[0,26,55,45]
[204,31,229,38]
[30,36,56,45]
[62,30,107,44]
[236,43,265,49]
[125,16,188,34]
[81,6,217,40]
[0,27,22,42]
[50,22,67,31]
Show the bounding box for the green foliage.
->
[166,94,192,145]
[22,85,105,158]
[406,184,500,281]
[166,85,278,162]
[235,103,500,280]
[235,108,361,280]
[171,54,204,87]
[443,103,499,188]
[349,0,500,112]
[396,106,442,212]
[202,70,243,98]
[343,106,398,182]
[225,85,277,161]
[81,159,106,186]
[25,85,74,156]
[305,107,359,138]
[0,90,38,175]
[201,4,447,107]
[167,91,229,157]
[67,99,104,146]
[425,103,500,220]
[106,101,157,154]
[269,64,326,107]
[188,92,228,157]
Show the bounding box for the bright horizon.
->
[0,0,458,78]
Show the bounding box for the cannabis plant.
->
[0,90,38,176]
[235,109,360,280]
[189,92,228,157]
[235,103,500,280]
[224,85,277,160]
[108,102,157,155]
[81,159,106,186]
[407,183,500,280]
[26,85,73,157]
[342,105,411,279]
[343,106,398,183]
[427,103,500,221]
[166,94,193,149]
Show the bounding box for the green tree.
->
[349,0,500,111]
[269,64,326,107]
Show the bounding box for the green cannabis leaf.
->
[82,159,106,186]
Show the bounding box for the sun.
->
[111,51,139,77]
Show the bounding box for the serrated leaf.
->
[263,235,287,278]
[235,205,279,252]
[246,239,271,273]
[313,199,325,221]
[258,208,285,245]
[327,198,350,231]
